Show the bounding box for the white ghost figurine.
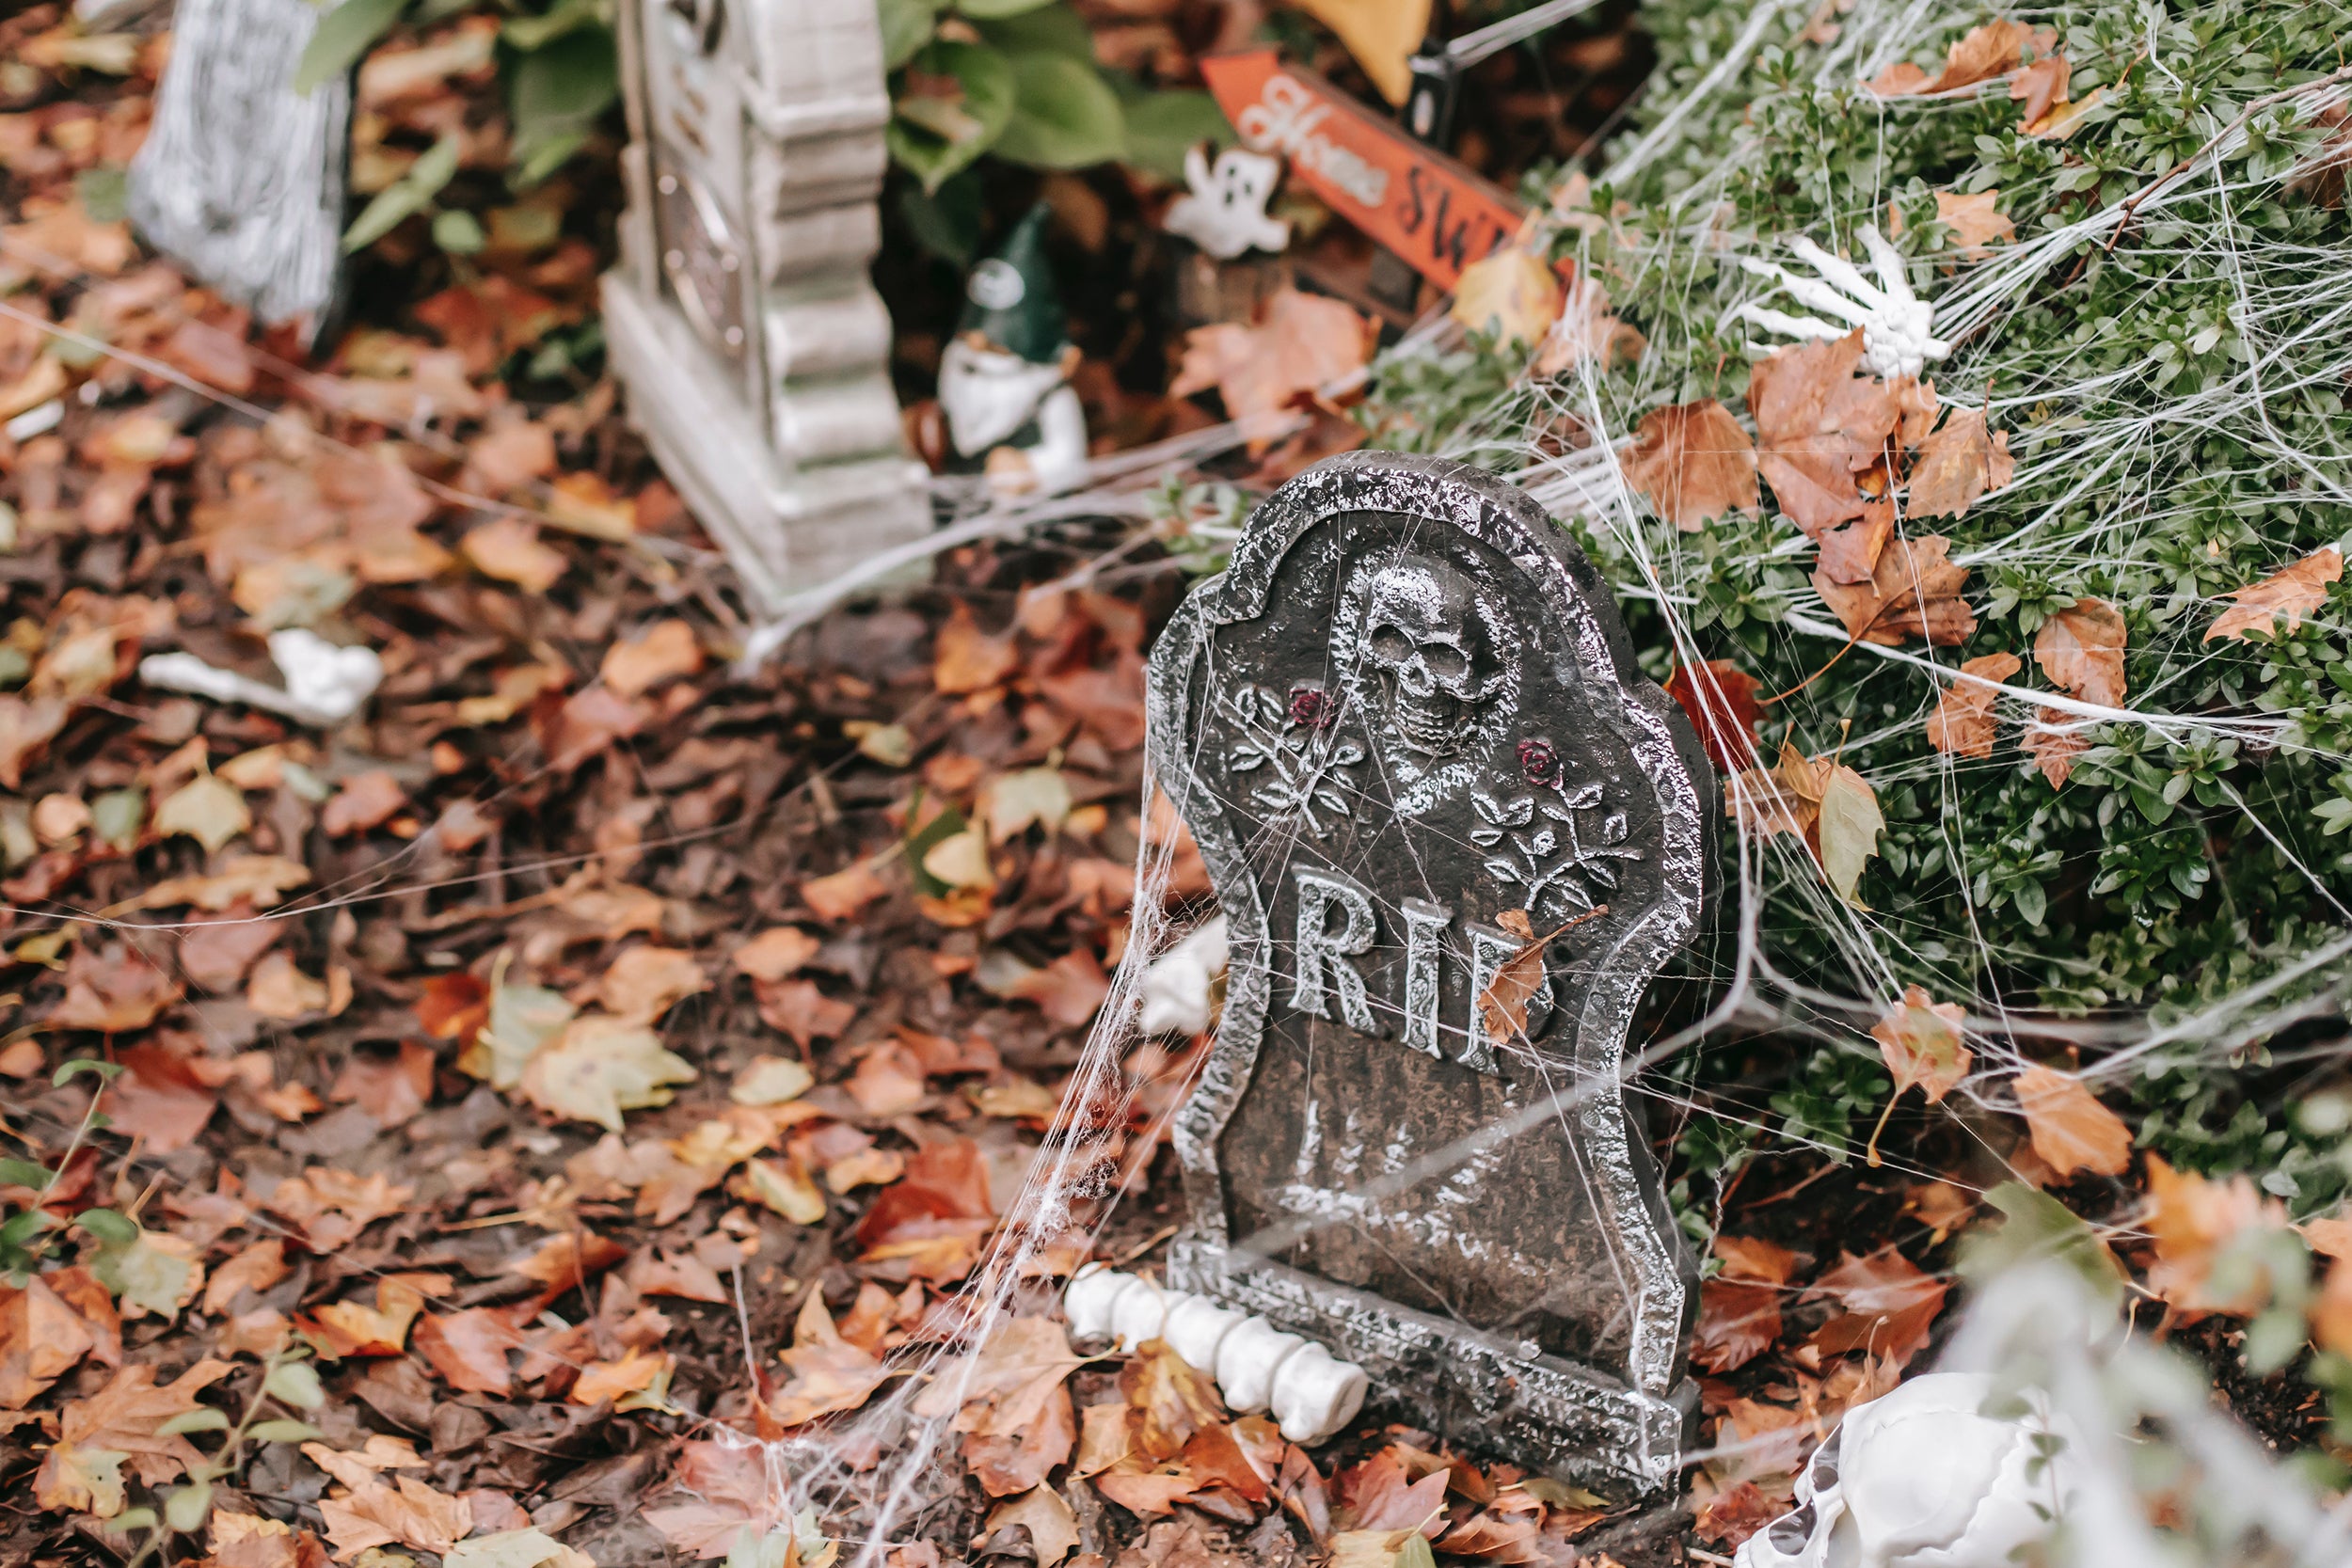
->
[1166,147,1292,261]
[1734,1371,2083,1568]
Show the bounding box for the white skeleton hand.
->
[1729,224,1950,380]
[1167,146,1292,261]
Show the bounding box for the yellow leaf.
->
[1284,0,1432,105]
[518,1014,697,1133]
[1815,763,1883,905]
[923,826,995,892]
[153,772,249,853]
[1870,986,1971,1102]
[1450,248,1563,348]
[735,1156,828,1224]
[731,1055,816,1106]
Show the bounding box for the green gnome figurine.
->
[938,205,1089,494]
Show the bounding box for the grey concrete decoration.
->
[126,0,350,340]
[605,0,931,615]
[1146,453,1718,1494]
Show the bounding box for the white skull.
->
[1359,555,1503,760]
[1733,1372,2081,1568]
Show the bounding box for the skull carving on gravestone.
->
[1338,550,1520,813]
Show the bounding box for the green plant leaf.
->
[973,6,1094,58]
[1120,89,1232,181]
[264,1361,326,1410]
[55,1056,122,1085]
[879,0,945,70]
[898,171,985,265]
[958,0,1058,20]
[433,208,487,255]
[75,1208,138,1245]
[886,41,1015,195]
[509,26,619,181]
[113,1508,159,1534]
[248,1419,326,1444]
[993,50,1125,169]
[1958,1180,2127,1303]
[342,130,462,252]
[501,0,601,51]
[294,0,409,96]
[0,1158,54,1188]
[156,1408,230,1437]
[165,1480,213,1534]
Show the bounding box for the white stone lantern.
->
[605,0,931,614]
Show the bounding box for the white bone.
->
[1215,1315,1307,1413]
[1109,1277,1173,1350]
[1736,226,1951,381]
[1788,236,1885,309]
[1161,1293,1246,1372]
[138,628,382,727]
[1140,914,1230,1037]
[1267,1341,1368,1445]
[1063,1264,1135,1341]
[1060,1269,1366,1444]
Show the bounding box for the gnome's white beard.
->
[940,338,1069,455]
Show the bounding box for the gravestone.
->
[604,0,931,615]
[127,0,350,340]
[1146,452,1716,1493]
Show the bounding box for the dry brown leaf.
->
[462,517,566,593]
[2026,85,2104,139]
[319,1475,473,1559]
[1477,906,1604,1045]
[322,770,408,836]
[1746,331,1900,538]
[0,1275,98,1409]
[2034,597,2128,722]
[1906,405,2014,520]
[645,1439,791,1558]
[36,1357,230,1508]
[1926,651,2022,758]
[802,861,889,923]
[596,945,709,1022]
[1170,287,1374,451]
[572,1346,672,1406]
[2145,1154,2287,1315]
[986,1485,1080,1568]
[1804,1249,1947,1367]
[1690,1276,1781,1374]
[771,1291,896,1427]
[2011,1063,2133,1177]
[1935,189,2015,260]
[305,1277,427,1357]
[203,1238,290,1317]
[602,619,704,698]
[759,976,860,1049]
[1885,18,2037,94]
[1870,986,1970,1102]
[2007,53,2070,125]
[414,1307,525,1395]
[1813,533,1977,646]
[1663,659,1765,773]
[49,941,182,1032]
[519,1014,697,1133]
[330,1040,437,1128]
[1533,276,1645,377]
[103,1043,220,1153]
[733,927,822,982]
[1622,399,1758,530]
[2206,547,2342,642]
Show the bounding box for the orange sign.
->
[1199,50,1527,292]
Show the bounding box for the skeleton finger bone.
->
[1062,1267,1368,1447]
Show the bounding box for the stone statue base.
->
[601,273,931,615]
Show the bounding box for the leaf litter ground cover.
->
[2,1,2352,1566]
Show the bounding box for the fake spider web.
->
[715,4,2352,1564]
